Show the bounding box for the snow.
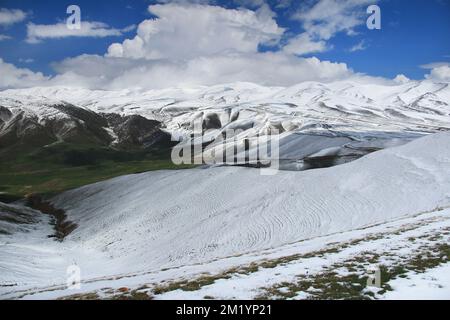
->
[1,132,449,299]
[1,80,450,299]
[1,80,449,167]
[382,263,450,300]
[155,209,450,300]
[1,80,449,137]
[53,133,449,275]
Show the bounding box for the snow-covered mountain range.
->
[1,80,449,168]
[2,80,449,135]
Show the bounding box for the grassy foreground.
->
[0,142,193,201]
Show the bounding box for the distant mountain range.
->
[1,80,448,167]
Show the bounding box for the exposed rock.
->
[0,103,171,151]
[103,113,171,149]
[0,106,12,123]
[202,113,222,130]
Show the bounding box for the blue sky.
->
[0,0,449,89]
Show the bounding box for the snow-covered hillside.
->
[1,132,449,299]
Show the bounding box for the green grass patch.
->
[0,142,194,200]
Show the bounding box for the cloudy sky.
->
[0,0,449,90]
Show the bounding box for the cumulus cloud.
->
[425,65,450,82]
[0,8,27,26]
[0,58,49,89]
[51,52,352,90]
[421,62,450,82]
[26,21,134,43]
[0,3,402,90]
[45,3,353,90]
[106,4,283,60]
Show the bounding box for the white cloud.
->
[46,4,355,90]
[421,62,450,82]
[283,33,328,55]
[0,3,411,90]
[26,21,134,43]
[393,74,410,84]
[293,0,375,46]
[0,8,27,26]
[425,65,450,82]
[51,52,352,90]
[420,62,449,69]
[0,34,12,41]
[349,40,367,52]
[0,58,49,89]
[279,0,375,56]
[106,4,283,60]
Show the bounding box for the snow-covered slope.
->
[1,132,449,297]
[49,132,450,268]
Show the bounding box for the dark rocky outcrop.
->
[25,193,77,241]
[202,113,222,130]
[0,103,171,151]
[0,106,12,123]
[103,113,171,149]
